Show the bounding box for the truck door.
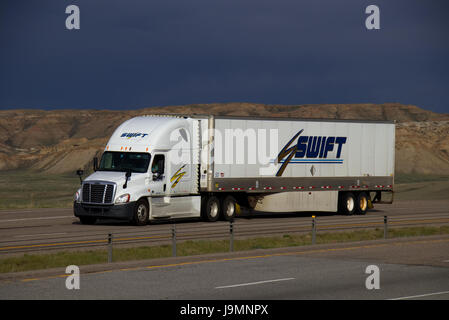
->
[148,153,172,218]
[150,154,167,195]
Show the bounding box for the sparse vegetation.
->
[394,174,449,201]
[395,173,449,184]
[0,170,81,209]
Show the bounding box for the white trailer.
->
[74,115,395,225]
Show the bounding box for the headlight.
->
[115,193,130,204]
[74,189,81,203]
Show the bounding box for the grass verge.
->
[1,225,448,274]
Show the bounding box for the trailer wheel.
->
[204,196,220,222]
[221,195,236,221]
[79,217,97,225]
[132,198,149,226]
[356,192,369,215]
[340,192,356,215]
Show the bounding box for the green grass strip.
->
[1,225,448,274]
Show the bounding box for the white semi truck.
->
[74,115,395,225]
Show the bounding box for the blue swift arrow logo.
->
[275,130,347,176]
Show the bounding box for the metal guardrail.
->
[0,214,448,261]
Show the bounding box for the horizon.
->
[1,102,448,116]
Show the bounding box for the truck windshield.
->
[99,152,151,173]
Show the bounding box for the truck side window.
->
[152,155,165,175]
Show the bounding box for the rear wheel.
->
[204,196,220,222]
[356,192,369,215]
[339,192,356,215]
[132,199,149,226]
[221,195,236,221]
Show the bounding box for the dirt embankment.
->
[0,103,448,174]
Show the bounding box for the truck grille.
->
[82,182,115,204]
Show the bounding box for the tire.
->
[204,196,220,222]
[132,198,149,226]
[339,192,356,215]
[221,195,236,221]
[356,192,369,215]
[79,217,97,225]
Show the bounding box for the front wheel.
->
[132,199,149,226]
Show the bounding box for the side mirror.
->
[152,172,160,181]
[76,169,84,184]
[93,157,98,172]
[123,169,132,189]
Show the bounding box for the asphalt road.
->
[0,200,448,254]
[0,235,448,300]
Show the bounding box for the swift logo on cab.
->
[276,130,347,176]
[120,132,149,139]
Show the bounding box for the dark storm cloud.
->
[0,0,448,113]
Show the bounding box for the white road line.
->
[389,290,449,300]
[14,233,68,238]
[0,216,74,223]
[215,278,295,289]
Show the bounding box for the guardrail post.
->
[312,216,316,245]
[172,224,177,257]
[108,232,113,263]
[384,216,388,239]
[230,220,234,252]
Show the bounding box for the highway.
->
[0,235,448,300]
[0,200,448,254]
[0,200,448,300]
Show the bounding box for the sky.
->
[1,0,448,113]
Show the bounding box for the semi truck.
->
[73,115,395,225]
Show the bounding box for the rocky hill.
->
[1,103,448,175]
